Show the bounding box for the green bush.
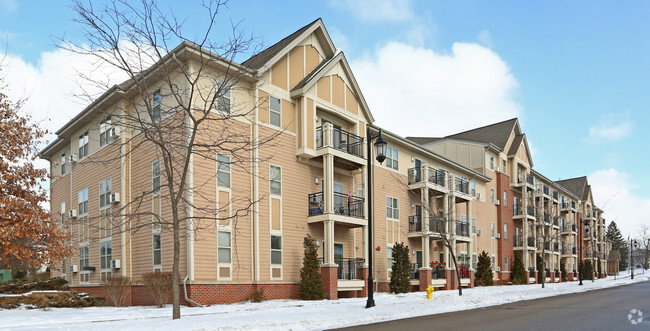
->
[298,234,324,300]
[511,252,527,285]
[248,288,265,303]
[389,242,412,294]
[475,251,493,286]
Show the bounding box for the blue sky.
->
[2,0,648,236]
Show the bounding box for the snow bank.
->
[0,273,646,330]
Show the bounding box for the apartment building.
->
[40,19,609,306]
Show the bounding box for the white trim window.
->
[503,191,508,206]
[270,96,281,127]
[153,90,161,123]
[385,147,398,170]
[78,188,89,242]
[471,217,477,234]
[504,256,509,272]
[99,117,112,146]
[489,154,494,170]
[386,196,399,219]
[61,202,66,226]
[100,240,112,281]
[387,246,393,270]
[78,131,89,158]
[491,222,496,237]
[153,233,162,271]
[270,165,282,195]
[217,154,231,188]
[271,235,282,265]
[504,224,508,239]
[79,244,90,283]
[490,189,495,204]
[152,160,161,195]
[218,231,231,263]
[491,256,496,271]
[61,153,66,175]
[99,177,112,209]
[217,80,231,114]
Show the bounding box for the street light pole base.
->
[365,299,375,308]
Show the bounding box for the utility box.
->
[0,269,12,282]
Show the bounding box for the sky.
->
[1,0,649,237]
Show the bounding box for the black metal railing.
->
[529,268,535,278]
[543,215,551,224]
[408,215,422,232]
[408,167,446,187]
[527,205,535,216]
[335,258,364,280]
[308,192,364,219]
[553,242,559,251]
[571,201,576,209]
[561,202,570,210]
[527,236,536,247]
[555,270,560,278]
[432,266,446,280]
[552,217,559,226]
[572,247,577,254]
[454,177,469,194]
[526,174,534,186]
[553,191,558,200]
[411,263,420,279]
[429,217,447,233]
[456,221,470,237]
[545,269,551,277]
[514,235,524,247]
[315,126,364,158]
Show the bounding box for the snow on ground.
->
[1,273,647,331]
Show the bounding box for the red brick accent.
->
[550,272,555,283]
[469,270,475,288]
[376,281,390,293]
[356,267,369,298]
[419,268,432,291]
[321,266,338,300]
[445,270,455,290]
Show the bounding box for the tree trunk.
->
[172,205,181,319]
[447,241,462,296]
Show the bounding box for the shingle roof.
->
[507,134,524,155]
[242,18,321,70]
[555,176,588,199]
[445,118,518,150]
[405,136,442,145]
[608,250,621,262]
[291,54,335,92]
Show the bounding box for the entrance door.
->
[334,243,344,279]
[414,158,422,182]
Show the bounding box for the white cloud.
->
[586,113,632,142]
[331,0,413,23]
[589,168,650,237]
[352,41,520,137]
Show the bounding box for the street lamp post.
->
[631,239,637,280]
[366,127,387,309]
[579,218,583,286]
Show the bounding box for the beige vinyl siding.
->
[271,55,288,90]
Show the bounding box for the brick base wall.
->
[376,281,390,293]
[419,269,432,291]
[321,266,338,300]
[357,267,369,298]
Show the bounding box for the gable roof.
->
[507,134,524,155]
[555,176,588,199]
[289,50,374,123]
[405,137,442,145]
[242,18,336,74]
[445,118,518,150]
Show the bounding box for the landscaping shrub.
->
[0,291,98,309]
[101,275,132,307]
[475,251,493,286]
[511,252,527,285]
[142,271,173,308]
[248,287,265,303]
[0,277,68,294]
[298,234,324,300]
[389,242,411,294]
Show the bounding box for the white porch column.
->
[324,220,335,266]
[362,225,369,267]
[323,154,334,214]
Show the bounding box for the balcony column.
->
[323,154,334,214]
[467,199,473,271]
[522,190,529,272]
[362,225,369,268]
[323,220,335,266]
[443,194,450,267]
[421,186,429,232]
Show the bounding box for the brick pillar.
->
[445,270,455,290]
[469,270,475,288]
[551,272,555,283]
[419,268,432,291]
[321,266,338,300]
[357,267,369,298]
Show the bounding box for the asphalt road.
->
[336,279,650,331]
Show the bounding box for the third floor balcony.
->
[407,166,449,193]
[315,123,364,161]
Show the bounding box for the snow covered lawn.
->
[1,273,647,330]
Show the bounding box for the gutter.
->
[183,275,204,307]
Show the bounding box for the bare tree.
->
[58,0,280,319]
[528,192,560,289]
[638,225,650,270]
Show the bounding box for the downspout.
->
[183,275,204,307]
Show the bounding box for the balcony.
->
[561,223,576,234]
[561,202,571,212]
[432,266,446,280]
[529,268,535,278]
[553,242,559,252]
[552,190,558,201]
[408,167,446,187]
[312,124,364,164]
[552,217,559,227]
[307,192,365,226]
[455,221,470,237]
[543,185,550,196]
[514,235,524,248]
[516,172,534,188]
[335,258,364,280]
[527,236,536,248]
[453,177,470,196]
[429,217,448,234]
[408,215,422,233]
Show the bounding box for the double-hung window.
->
[270,96,281,127]
[386,196,399,219]
[61,202,66,226]
[100,118,112,146]
[489,155,494,170]
[490,189,495,204]
[99,177,112,209]
[153,90,161,123]
[153,233,162,270]
[385,147,398,170]
[271,235,282,265]
[78,132,88,157]
[270,165,282,195]
[100,240,112,280]
[79,245,89,270]
[217,80,231,114]
[503,192,508,206]
[218,231,231,263]
[61,154,66,175]
[152,161,161,195]
[217,154,231,188]
[78,188,89,216]
[387,247,393,270]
